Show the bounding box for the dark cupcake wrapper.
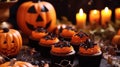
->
[63,37,71,41]
[115,50,120,56]
[71,45,79,54]
[28,38,40,51]
[28,38,53,58]
[50,51,75,66]
[39,44,51,58]
[78,52,102,67]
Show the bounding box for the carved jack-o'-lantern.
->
[17,0,56,35]
[0,28,22,57]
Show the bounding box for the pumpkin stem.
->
[3,28,9,32]
[33,0,40,3]
[9,58,17,66]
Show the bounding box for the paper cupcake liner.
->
[78,53,102,67]
[39,45,51,58]
[28,39,40,51]
[51,52,75,67]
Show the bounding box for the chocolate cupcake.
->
[71,31,89,52]
[29,27,48,50]
[56,24,76,41]
[39,33,59,58]
[50,40,75,66]
[78,39,102,67]
[60,25,77,41]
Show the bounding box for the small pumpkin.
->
[17,0,56,36]
[0,58,34,67]
[112,35,120,49]
[117,29,120,35]
[0,28,22,57]
[112,29,120,49]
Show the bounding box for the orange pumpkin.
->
[117,29,120,35]
[112,35,120,49]
[0,28,22,57]
[17,0,56,36]
[0,58,34,67]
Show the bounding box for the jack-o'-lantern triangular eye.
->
[41,6,48,12]
[28,6,37,13]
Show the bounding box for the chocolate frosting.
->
[54,41,71,48]
[59,25,76,33]
[65,25,76,31]
[75,31,88,38]
[80,39,96,49]
[44,33,57,40]
[35,27,47,33]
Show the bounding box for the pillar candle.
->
[101,7,112,27]
[76,8,87,29]
[89,10,100,25]
[115,8,120,23]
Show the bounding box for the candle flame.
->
[79,8,83,14]
[93,10,98,14]
[105,7,109,12]
[1,22,9,29]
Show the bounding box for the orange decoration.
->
[89,10,100,25]
[71,31,89,45]
[40,37,59,47]
[31,31,47,40]
[17,0,56,36]
[60,29,76,38]
[51,45,74,54]
[117,29,120,35]
[0,28,22,57]
[79,45,101,55]
[0,59,34,67]
[112,35,120,48]
[115,8,120,20]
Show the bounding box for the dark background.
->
[8,0,120,29]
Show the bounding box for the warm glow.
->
[76,8,86,29]
[105,7,109,12]
[79,8,83,15]
[89,10,100,24]
[115,8,120,20]
[1,22,9,28]
[93,10,98,14]
[101,7,112,27]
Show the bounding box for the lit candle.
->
[115,8,120,23]
[0,22,11,29]
[101,7,112,27]
[89,10,100,25]
[76,8,87,29]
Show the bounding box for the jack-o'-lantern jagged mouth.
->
[26,21,51,30]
